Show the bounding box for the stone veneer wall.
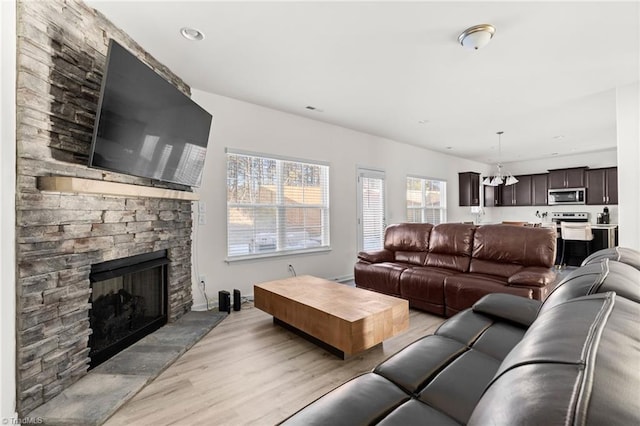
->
[15,0,196,414]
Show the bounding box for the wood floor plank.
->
[103,302,444,426]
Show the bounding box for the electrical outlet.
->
[198,201,206,213]
[199,275,206,287]
[198,212,206,225]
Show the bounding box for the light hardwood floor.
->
[104,302,444,426]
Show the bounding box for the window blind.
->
[360,175,385,251]
[226,151,330,259]
[407,176,447,224]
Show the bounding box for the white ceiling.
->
[87,1,639,164]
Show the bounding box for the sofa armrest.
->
[472,293,541,327]
[358,249,394,264]
[508,267,556,287]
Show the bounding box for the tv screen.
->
[89,39,212,187]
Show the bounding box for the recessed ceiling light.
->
[552,135,565,140]
[418,119,429,124]
[305,105,323,112]
[180,27,205,41]
[551,152,559,156]
[446,146,453,150]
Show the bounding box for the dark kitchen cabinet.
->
[514,175,532,206]
[586,167,618,205]
[459,172,480,206]
[484,183,502,207]
[548,167,586,189]
[531,173,548,206]
[500,175,532,206]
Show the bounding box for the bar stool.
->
[559,222,594,267]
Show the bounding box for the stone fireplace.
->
[15,0,197,415]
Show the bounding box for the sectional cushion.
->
[374,335,466,393]
[469,293,640,426]
[279,373,410,426]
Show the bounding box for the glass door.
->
[357,168,386,252]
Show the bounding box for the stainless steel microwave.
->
[548,188,586,205]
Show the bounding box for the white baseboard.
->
[332,275,354,283]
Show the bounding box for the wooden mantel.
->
[37,176,200,201]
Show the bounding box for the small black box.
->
[233,289,241,311]
[218,290,230,313]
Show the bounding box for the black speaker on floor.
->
[233,289,241,311]
[218,290,230,313]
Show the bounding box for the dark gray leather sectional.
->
[280,247,640,425]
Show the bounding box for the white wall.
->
[189,90,491,309]
[1,0,17,419]
[488,150,619,225]
[616,82,640,250]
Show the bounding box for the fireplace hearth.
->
[89,250,169,368]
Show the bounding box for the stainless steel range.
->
[551,212,591,266]
[551,211,590,226]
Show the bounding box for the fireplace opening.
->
[89,250,169,369]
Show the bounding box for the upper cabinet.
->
[586,167,618,205]
[531,173,548,206]
[484,183,502,207]
[548,167,587,189]
[458,172,480,206]
[501,175,532,206]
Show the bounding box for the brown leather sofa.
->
[355,223,557,317]
[280,248,640,425]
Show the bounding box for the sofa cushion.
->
[468,258,523,278]
[377,399,459,426]
[471,224,557,268]
[395,251,427,266]
[279,373,410,426]
[538,258,640,317]
[417,349,501,424]
[507,266,556,287]
[425,223,475,272]
[357,249,394,264]
[444,274,533,317]
[435,302,529,361]
[384,223,433,253]
[472,293,541,327]
[581,246,640,270]
[469,293,640,426]
[354,262,406,296]
[374,335,466,394]
[399,266,457,315]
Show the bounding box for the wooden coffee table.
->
[254,275,409,358]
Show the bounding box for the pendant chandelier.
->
[482,131,519,186]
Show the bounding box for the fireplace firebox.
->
[89,250,169,368]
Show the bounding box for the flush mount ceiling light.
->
[180,27,205,41]
[483,131,519,187]
[458,24,496,50]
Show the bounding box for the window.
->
[226,150,330,259]
[406,176,447,224]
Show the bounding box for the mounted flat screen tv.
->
[89,39,212,187]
